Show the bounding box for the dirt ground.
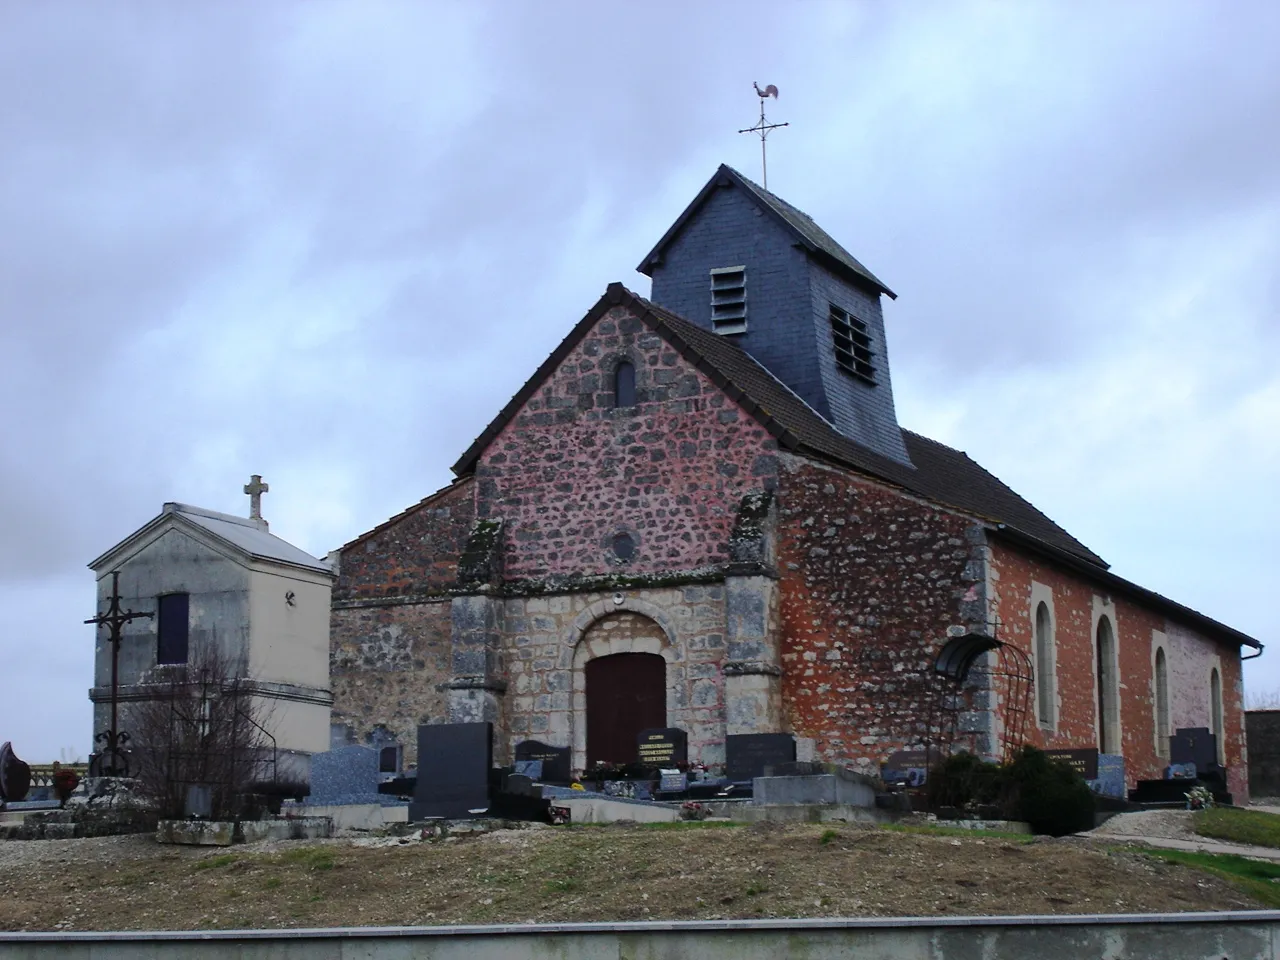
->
[0,821,1261,932]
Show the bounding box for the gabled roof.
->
[637,164,896,299]
[452,283,1103,567]
[89,503,333,575]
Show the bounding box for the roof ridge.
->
[165,502,266,531]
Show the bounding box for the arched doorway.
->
[585,652,665,766]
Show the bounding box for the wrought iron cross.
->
[244,474,268,522]
[85,570,154,778]
[738,82,788,190]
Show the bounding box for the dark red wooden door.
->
[585,653,666,767]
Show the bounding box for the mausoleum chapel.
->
[328,164,1262,800]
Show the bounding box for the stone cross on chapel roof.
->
[244,474,269,525]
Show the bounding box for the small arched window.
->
[1096,615,1119,754]
[1154,648,1170,758]
[1210,667,1224,764]
[614,361,636,408]
[1034,602,1054,727]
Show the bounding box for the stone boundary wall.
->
[4,912,1278,959]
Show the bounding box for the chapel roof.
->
[636,164,896,299]
[89,502,333,575]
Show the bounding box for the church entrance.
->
[585,652,665,767]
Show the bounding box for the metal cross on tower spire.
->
[85,570,154,777]
[738,82,788,190]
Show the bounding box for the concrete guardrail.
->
[2,911,1280,959]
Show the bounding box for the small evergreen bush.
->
[1000,747,1096,837]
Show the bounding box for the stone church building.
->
[329,164,1262,799]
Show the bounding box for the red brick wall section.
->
[474,306,779,581]
[334,479,476,600]
[988,541,1248,800]
[776,457,980,772]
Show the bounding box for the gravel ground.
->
[1088,810,1197,841]
[0,821,1262,932]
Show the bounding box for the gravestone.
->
[309,745,390,806]
[0,742,31,802]
[513,740,572,783]
[1091,754,1126,799]
[411,722,493,820]
[1043,748,1099,781]
[636,728,687,768]
[512,759,543,779]
[658,769,688,794]
[881,749,930,788]
[726,733,796,782]
[1170,728,1217,770]
[378,744,402,776]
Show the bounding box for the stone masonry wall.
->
[501,587,728,773]
[988,540,1248,800]
[776,455,984,774]
[334,479,475,601]
[474,305,778,580]
[330,480,477,760]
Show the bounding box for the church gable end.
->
[472,302,780,583]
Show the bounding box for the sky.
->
[1,1,1276,762]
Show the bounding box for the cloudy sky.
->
[1,2,1276,762]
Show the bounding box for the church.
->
[328,164,1261,800]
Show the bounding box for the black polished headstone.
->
[0,741,31,802]
[1170,727,1217,770]
[726,733,796,782]
[637,728,688,768]
[513,740,571,783]
[410,722,492,820]
[881,749,930,787]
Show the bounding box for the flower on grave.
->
[680,801,709,821]
[1185,785,1214,810]
[570,782,585,791]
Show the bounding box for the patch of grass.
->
[280,848,336,871]
[744,881,768,896]
[1194,807,1280,849]
[638,820,744,831]
[263,877,282,890]
[194,854,238,871]
[1140,848,1280,908]
[880,824,1035,842]
[819,829,839,845]
[543,878,581,894]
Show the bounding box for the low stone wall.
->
[2,913,1278,959]
[156,817,334,846]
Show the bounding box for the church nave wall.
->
[776,456,983,775]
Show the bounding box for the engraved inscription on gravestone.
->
[881,749,931,787]
[637,728,688,768]
[659,769,688,793]
[1042,748,1100,781]
[513,740,572,783]
[725,733,796,782]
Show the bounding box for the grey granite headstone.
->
[411,722,492,820]
[309,745,401,806]
[1170,728,1217,770]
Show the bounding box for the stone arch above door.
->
[570,607,678,773]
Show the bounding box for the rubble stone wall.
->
[775,455,985,774]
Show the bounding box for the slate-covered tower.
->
[639,164,911,465]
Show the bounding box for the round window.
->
[611,532,637,563]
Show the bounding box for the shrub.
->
[1000,747,1096,837]
[926,751,1000,811]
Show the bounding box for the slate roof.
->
[637,164,896,299]
[90,503,333,574]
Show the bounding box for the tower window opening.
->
[710,266,747,334]
[829,303,876,384]
[614,361,636,408]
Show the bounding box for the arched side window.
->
[1096,615,1119,754]
[614,360,636,408]
[1154,647,1170,759]
[1210,667,1224,765]
[1034,602,1055,728]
